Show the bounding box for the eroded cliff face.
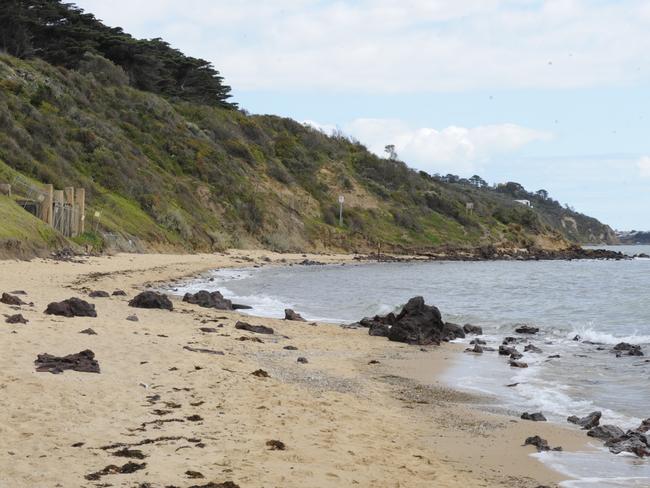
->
[0,54,615,257]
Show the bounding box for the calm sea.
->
[170,245,650,487]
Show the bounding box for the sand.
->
[0,251,593,487]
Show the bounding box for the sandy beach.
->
[0,251,593,488]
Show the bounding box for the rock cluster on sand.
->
[129,291,173,311]
[1,292,27,306]
[88,290,110,298]
[5,313,28,324]
[45,298,97,318]
[350,296,474,346]
[235,321,274,335]
[183,290,232,310]
[35,349,100,374]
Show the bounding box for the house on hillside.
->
[514,199,532,207]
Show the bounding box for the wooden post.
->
[64,187,74,237]
[53,190,64,232]
[75,188,85,234]
[42,184,53,225]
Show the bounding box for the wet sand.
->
[0,251,591,487]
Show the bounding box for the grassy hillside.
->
[0,53,616,256]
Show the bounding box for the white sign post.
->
[338,195,345,226]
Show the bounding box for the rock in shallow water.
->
[284,308,306,321]
[463,323,483,335]
[587,425,625,440]
[567,411,601,429]
[611,342,644,357]
[515,325,539,334]
[605,431,650,457]
[521,412,547,422]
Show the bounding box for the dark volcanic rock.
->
[35,349,100,374]
[88,290,110,298]
[611,342,644,357]
[605,431,650,457]
[283,345,298,350]
[463,323,483,335]
[1,292,26,306]
[183,290,232,310]
[524,344,543,353]
[499,345,517,356]
[524,436,549,451]
[509,360,528,368]
[112,290,127,296]
[470,338,486,345]
[126,314,139,322]
[199,327,218,333]
[266,439,286,450]
[637,419,650,433]
[510,351,524,360]
[587,425,625,441]
[296,357,309,364]
[524,435,561,452]
[441,322,466,341]
[387,297,445,345]
[79,328,97,335]
[568,411,601,429]
[350,313,396,332]
[464,344,483,354]
[5,313,28,324]
[232,303,253,310]
[45,298,97,318]
[368,321,390,337]
[521,412,547,422]
[515,325,539,334]
[129,292,173,311]
[235,321,274,335]
[284,309,306,321]
[503,336,524,344]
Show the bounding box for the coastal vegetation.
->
[0,1,616,256]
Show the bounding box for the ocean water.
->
[170,246,650,486]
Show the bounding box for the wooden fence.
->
[3,179,85,238]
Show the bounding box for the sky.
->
[74,0,650,230]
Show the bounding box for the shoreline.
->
[0,250,602,487]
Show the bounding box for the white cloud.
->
[637,156,650,177]
[340,118,552,174]
[75,0,650,93]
